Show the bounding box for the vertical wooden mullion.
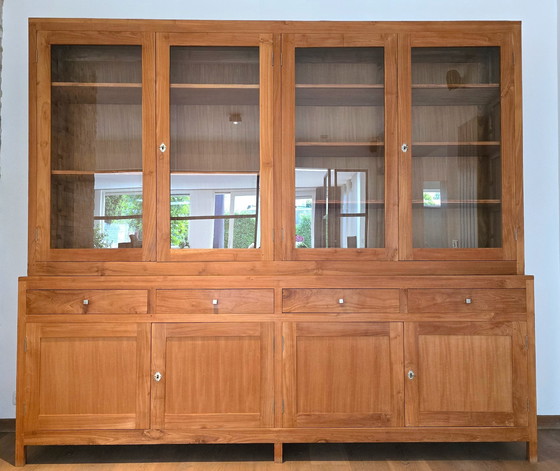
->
[397,33,413,260]
[280,35,296,261]
[499,34,517,262]
[512,27,524,274]
[23,324,40,433]
[260,322,274,427]
[15,280,28,466]
[135,323,152,429]
[35,32,52,261]
[384,34,399,260]
[150,323,166,430]
[511,321,528,426]
[403,321,418,426]
[282,322,296,427]
[142,32,157,262]
[272,33,283,261]
[259,34,274,261]
[389,322,405,426]
[156,34,171,261]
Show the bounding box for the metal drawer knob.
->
[212,299,218,305]
[83,299,89,305]
[154,372,162,382]
[465,298,472,304]
[338,298,344,304]
[408,370,415,380]
[401,143,409,152]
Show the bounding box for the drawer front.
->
[408,289,527,313]
[156,289,274,314]
[282,289,400,313]
[26,290,148,315]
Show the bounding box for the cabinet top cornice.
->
[29,18,521,34]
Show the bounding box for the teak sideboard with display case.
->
[16,19,536,466]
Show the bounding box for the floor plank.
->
[1,431,559,470]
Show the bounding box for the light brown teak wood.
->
[151,322,274,429]
[24,322,151,432]
[20,19,535,467]
[283,322,404,428]
[404,321,528,427]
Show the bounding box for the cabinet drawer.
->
[282,289,400,313]
[156,289,274,314]
[26,290,148,315]
[408,289,526,313]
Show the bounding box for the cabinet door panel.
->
[24,323,150,431]
[151,322,273,429]
[283,322,403,428]
[404,321,528,427]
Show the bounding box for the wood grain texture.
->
[283,288,400,313]
[407,288,526,313]
[284,322,404,428]
[27,289,148,314]
[156,288,274,314]
[152,322,274,429]
[24,323,150,433]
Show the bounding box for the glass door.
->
[157,33,273,261]
[282,34,398,261]
[400,33,517,260]
[35,31,156,261]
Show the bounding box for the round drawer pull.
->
[83,299,89,305]
[212,299,218,305]
[338,298,344,304]
[465,298,472,304]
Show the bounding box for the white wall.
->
[1,0,558,417]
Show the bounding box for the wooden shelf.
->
[296,142,384,158]
[412,84,499,106]
[170,84,259,105]
[52,170,142,175]
[296,84,384,106]
[412,199,501,205]
[412,142,500,158]
[52,83,141,105]
[412,141,500,158]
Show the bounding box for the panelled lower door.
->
[24,323,150,431]
[404,321,528,427]
[151,323,274,429]
[283,322,404,427]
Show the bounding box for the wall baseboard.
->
[1,416,559,434]
[0,419,15,432]
[538,415,560,429]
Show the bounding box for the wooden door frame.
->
[398,31,519,262]
[33,30,157,263]
[280,33,399,261]
[155,32,274,262]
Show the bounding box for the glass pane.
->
[294,47,384,249]
[411,47,502,249]
[50,45,143,249]
[51,173,142,249]
[170,174,259,249]
[170,46,260,249]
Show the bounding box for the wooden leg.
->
[274,442,283,463]
[526,440,538,463]
[14,439,26,467]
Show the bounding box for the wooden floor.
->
[1,430,560,470]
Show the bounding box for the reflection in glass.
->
[411,47,502,249]
[50,45,143,249]
[294,47,385,249]
[169,46,260,249]
[170,174,259,249]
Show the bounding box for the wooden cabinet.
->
[18,19,535,467]
[404,321,528,427]
[283,322,404,427]
[23,323,151,431]
[151,322,274,429]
